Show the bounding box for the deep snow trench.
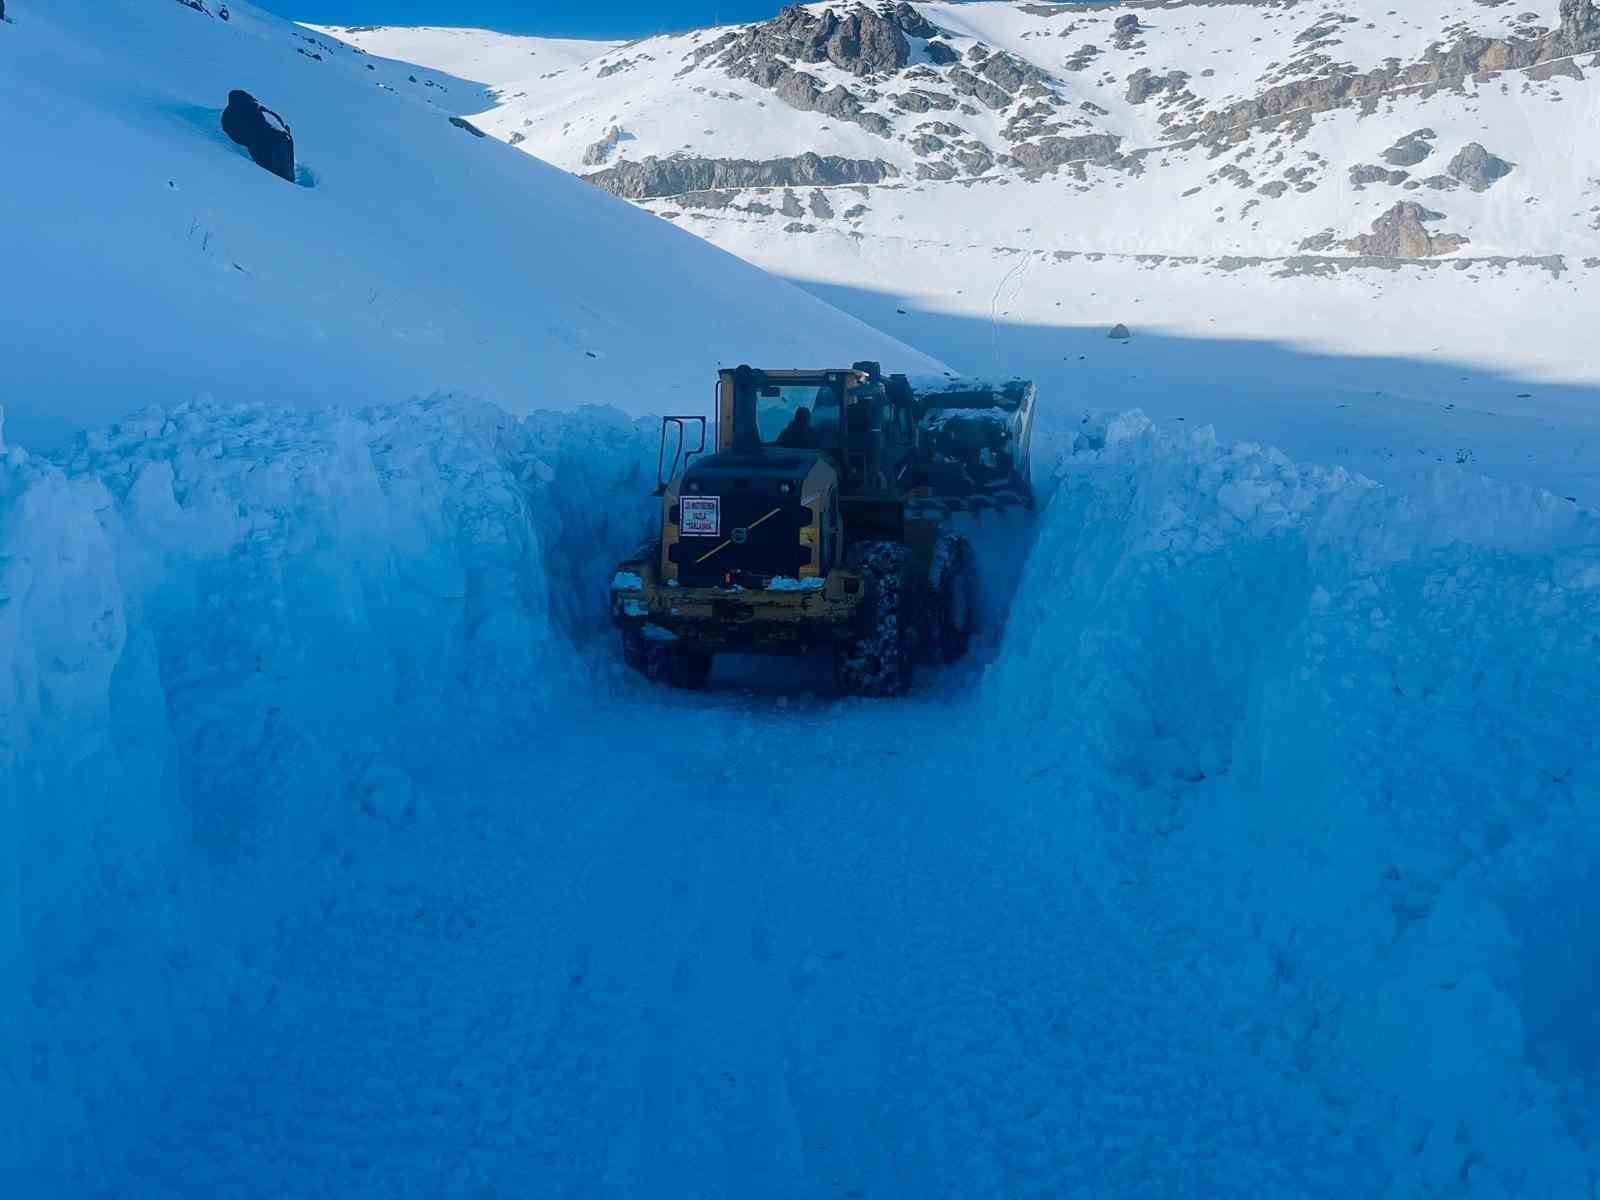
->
[3,395,1597,1197]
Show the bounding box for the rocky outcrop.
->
[770,68,893,136]
[582,125,629,166]
[584,153,898,199]
[1341,202,1468,258]
[1382,129,1436,167]
[892,2,939,41]
[1447,142,1514,191]
[1348,164,1409,188]
[979,50,1049,95]
[711,4,913,80]
[925,40,959,66]
[1125,68,1190,105]
[1181,2,1600,146]
[945,64,1013,110]
[686,4,955,137]
[1005,133,1122,176]
[892,88,957,113]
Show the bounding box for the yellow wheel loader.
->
[609,362,1035,696]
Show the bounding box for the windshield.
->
[754,383,841,451]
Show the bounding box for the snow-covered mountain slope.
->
[0,0,933,451]
[360,0,1600,498]
[303,23,618,86]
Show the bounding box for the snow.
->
[303,24,618,86]
[443,0,1600,501]
[7,388,1596,1195]
[0,0,934,453]
[5,2,1600,1197]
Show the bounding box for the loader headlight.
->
[688,481,701,492]
[779,481,793,494]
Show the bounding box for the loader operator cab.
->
[713,362,917,496]
[760,385,841,452]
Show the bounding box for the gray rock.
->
[955,145,996,175]
[912,134,946,155]
[1342,201,1469,258]
[582,125,629,167]
[1348,163,1410,188]
[1176,3,1600,147]
[585,153,898,200]
[1447,142,1514,191]
[1125,68,1190,105]
[808,189,834,219]
[980,51,1047,95]
[1381,129,1436,167]
[1064,44,1101,71]
[715,4,911,81]
[925,40,959,66]
[1108,323,1132,339]
[893,2,940,41]
[780,190,805,218]
[1258,181,1289,198]
[946,65,1013,110]
[770,67,893,137]
[1006,133,1122,176]
[1114,15,1140,35]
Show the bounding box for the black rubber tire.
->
[834,540,919,697]
[621,630,713,690]
[928,533,978,664]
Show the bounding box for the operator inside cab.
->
[767,385,841,450]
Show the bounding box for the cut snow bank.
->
[991,412,1600,1195]
[0,395,656,1191]
[5,395,1598,1192]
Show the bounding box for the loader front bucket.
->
[910,376,1037,510]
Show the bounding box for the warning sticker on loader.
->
[680,496,721,536]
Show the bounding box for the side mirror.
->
[655,415,707,494]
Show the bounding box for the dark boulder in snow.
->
[1447,143,1514,192]
[220,90,294,183]
[924,40,959,65]
[1108,323,1131,340]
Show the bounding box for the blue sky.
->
[279,1,787,39]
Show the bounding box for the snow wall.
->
[991,413,1600,1196]
[0,396,660,1191]
[3,397,1598,1192]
